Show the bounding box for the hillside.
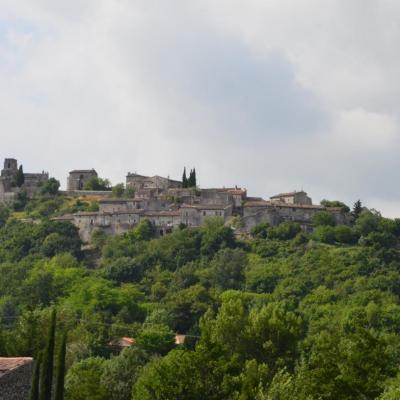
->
[1,198,400,399]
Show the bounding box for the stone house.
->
[67,169,98,190]
[180,204,233,227]
[0,357,33,400]
[126,173,182,193]
[270,190,312,205]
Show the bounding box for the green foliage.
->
[321,199,350,212]
[352,200,363,220]
[0,204,10,228]
[112,183,125,198]
[41,178,60,195]
[268,222,301,240]
[101,347,148,400]
[83,177,111,191]
[136,324,175,355]
[54,331,67,400]
[30,353,42,400]
[16,165,25,187]
[65,357,107,400]
[40,308,56,400]
[2,196,400,399]
[251,223,269,239]
[312,225,336,244]
[312,211,336,227]
[182,167,188,188]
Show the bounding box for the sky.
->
[0,1,400,216]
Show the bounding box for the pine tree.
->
[40,309,56,400]
[16,165,25,187]
[30,352,42,400]
[182,167,188,188]
[353,200,363,220]
[54,331,67,400]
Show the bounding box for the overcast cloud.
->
[0,1,399,216]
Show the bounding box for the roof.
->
[74,210,145,217]
[69,169,97,174]
[144,210,180,217]
[0,358,33,378]
[270,191,307,199]
[244,200,324,210]
[181,204,231,211]
[108,337,136,348]
[126,173,148,179]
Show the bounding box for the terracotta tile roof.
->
[108,337,136,348]
[0,358,33,378]
[175,335,186,345]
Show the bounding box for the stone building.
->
[270,190,312,205]
[0,158,48,202]
[0,357,33,400]
[242,200,348,232]
[180,204,233,227]
[126,173,182,193]
[67,169,98,190]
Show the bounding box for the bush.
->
[251,223,270,239]
[312,211,336,227]
[334,225,359,244]
[313,226,336,244]
[268,223,301,240]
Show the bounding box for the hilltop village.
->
[0,158,350,241]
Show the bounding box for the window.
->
[203,211,206,216]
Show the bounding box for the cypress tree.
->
[54,331,67,400]
[30,352,42,400]
[192,168,196,187]
[39,309,56,400]
[16,165,25,187]
[182,167,187,188]
[188,169,193,187]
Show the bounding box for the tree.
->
[137,324,176,355]
[41,178,60,196]
[320,199,350,212]
[30,352,42,400]
[352,200,363,220]
[0,205,10,228]
[16,165,25,187]
[65,357,107,400]
[54,331,67,400]
[112,183,125,198]
[83,177,111,191]
[187,168,197,187]
[182,167,188,188]
[39,308,56,400]
[312,211,336,227]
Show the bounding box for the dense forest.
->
[1,194,400,399]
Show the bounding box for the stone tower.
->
[2,158,18,178]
